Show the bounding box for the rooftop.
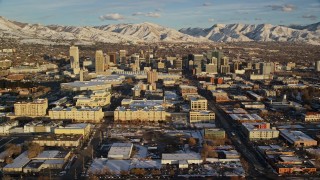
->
[61,81,111,88]
[280,129,317,143]
[32,134,82,141]
[179,85,197,89]
[280,156,302,163]
[15,98,47,104]
[3,151,30,169]
[51,106,101,111]
[162,153,201,161]
[229,114,264,121]
[64,123,90,129]
[36,150,69,159]
[108,143,133,157]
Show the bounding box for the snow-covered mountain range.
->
[0,16,206,44]
[0,16,319,45]
[179,23,320,45]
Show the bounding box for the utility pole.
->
[91,146,94,160]
[82,156,85,170]
[100,130,102,145]
[49,167,52,180]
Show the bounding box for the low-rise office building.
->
[3,150,71,173]
[221,107,248,114]
[229,114,264,123]
[204,128,226,139]
[114,99,167,122]
[257,145,316,175]
[250,74,273,80]
[75,90,111,107]
[49,106,104,123]
[188,95,207,111]
[61,81,112,92]
[161,153,202,169]
[24,121,62,133]
[31,134,82,147]
[90,75,125,85]
[241,102,265,109]
[54,123,91,138]
[14,99,48,117]
[114,107,167,122]
[241,122,279,140]
[280,129,317,147]
[0,121,19,134]
[3,151,30,173]
[246,91,264,101]
[179,85,198,97]
[189,111,215,123]
[211,90,229,102]
[303,112,320,122]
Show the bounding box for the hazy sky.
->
[0,0,319,29]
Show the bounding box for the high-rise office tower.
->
[188,60,194,71]
[212,50,223,73]
[79,68,84,82]
[140,50,145,59]
[219,57,230,74]
[220,65,231,74]
[192,54,203,75]
[70,46,79,69]
[108,52,117,64]
[119,50,127,64]
[95,50,105,73]
[233,60,242,72]
[245,62,252,70]
[316,61,320,72]
[70,46,80,74]
[260,62,275,75]
[173,58,183,69]
[206,64,218,74]
[131,54,140,69]
[147,70,158,84]
[209,57,218,64]
[254,63,260,70]
[104,54,110,70]
[221,57,229,66]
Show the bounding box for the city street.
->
[206,99,278,179]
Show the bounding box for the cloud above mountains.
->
[132,12,161,18]
[99,13,125,21]
[267,4,296,12]
[302,15,317,20]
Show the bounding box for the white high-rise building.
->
[95,50,105,73]
[70,46,80,74]
[131,54,140,68]
[70,46,79,69]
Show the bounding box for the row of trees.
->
[89,168,161,177]
[4,142,44,164]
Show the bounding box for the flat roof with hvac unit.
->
[108,143,133,160]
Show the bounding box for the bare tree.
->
[188,137,197,147]
[26,143,44,158]
[5,143,22,157]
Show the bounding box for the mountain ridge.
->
[179,22,320,45]
[0,16,319,45]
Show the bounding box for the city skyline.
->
[0,0,319,29]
